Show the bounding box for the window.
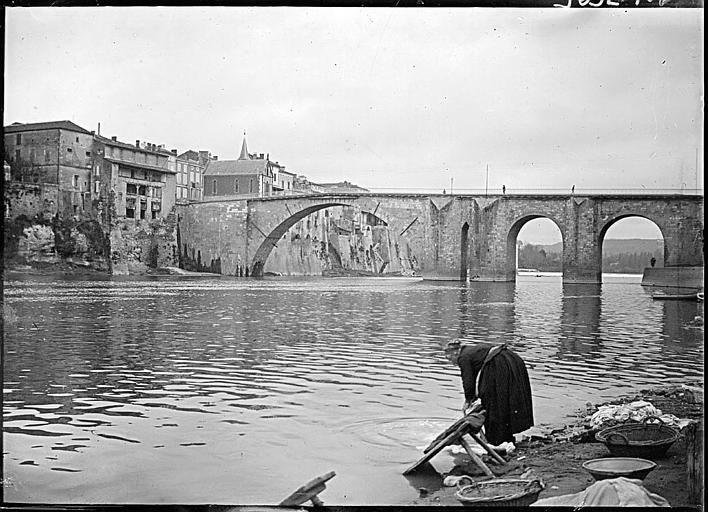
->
[15,149,20,162]
[16,134,21,144]
[138,185,147,196]
[73,175,80,188]
[67,148,73,153]
[140,209,146,220]
[94,182,100,194]
[126,183,137,194]
[75,137,79,143]
[45,150,51,163]
[152,211,157,219]
[153,187,162,198]
[86,151,91,157]
[249,179,253,193]
[126,208,135,218]
[234,179,239,194]
[212,180,217,195]
[94,165,100,177]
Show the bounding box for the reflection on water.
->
[2,274,703,504]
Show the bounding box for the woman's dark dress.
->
[457,344,534,445]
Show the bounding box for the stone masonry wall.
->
[177,200,249,275]
[109,213,179,275]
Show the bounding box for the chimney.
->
[214,155,218,161]
[97,122,101,136]
[259,153,264,159]
[136,139,140,148]
[112,136,117,141]
[171,149,178,155]
[90,131,95,135]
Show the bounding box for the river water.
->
[2,273,704,504]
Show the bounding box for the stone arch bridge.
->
[175,193,703,283]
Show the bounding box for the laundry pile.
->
[531,477,669,507]
[446,437,515,457]
[588,400,690,430]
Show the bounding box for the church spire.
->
[238,131,250,160]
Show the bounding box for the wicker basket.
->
[455,478,544,507]
[595,417,679,459]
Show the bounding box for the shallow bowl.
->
[582,457,657,481]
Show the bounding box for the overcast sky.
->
[4,7,702,242]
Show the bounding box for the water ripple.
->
[2,274,703,504]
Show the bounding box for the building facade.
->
[174,150,215,202]
[3,120,96,218]
[203,136,277,198]
[273,166,296,194]
[93,135,176,221]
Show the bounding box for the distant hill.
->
[532,238,663,255]
[517,238,664,273]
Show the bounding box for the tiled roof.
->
[204,159,268,176]
[4,120,92,134]
[94,134,165,155]
[317,182,369,192]
[103,156,177,174]
[178,150,200,161]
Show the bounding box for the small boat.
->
[652,292,703,301]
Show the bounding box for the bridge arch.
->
[506,214,565,278]
[250,201,390,276]
[597,213,666,271]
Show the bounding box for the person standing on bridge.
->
[444,340,534,445]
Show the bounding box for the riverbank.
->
[411,383,703,507]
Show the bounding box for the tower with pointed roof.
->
[239,132,250,160]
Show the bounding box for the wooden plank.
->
[460,436,495,478]
[470,432,507,465]
[424,412,485,454]
[279,471,336,506]
[423,417,469,454]
[403,421,470,474]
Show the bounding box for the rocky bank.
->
[411,383,703,507]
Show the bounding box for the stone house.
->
[273,167,296,194]
[203,136,276,198]
[174,149,216,202]
[3,120,96,219]
[93,135,176,222]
